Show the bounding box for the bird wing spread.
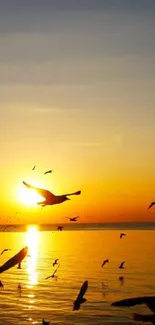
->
[77,281,88,301]
[111,297,155,312]
[23,181,55,200]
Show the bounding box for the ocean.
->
[0,223,155,325]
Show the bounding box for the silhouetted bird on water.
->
[44,170,52,175]
[57,226,63,231]
[148,202,155,210]
[111,296,155,324]
[42,320,50,325]
[65,216,79,222]
[119,276,124,285]
[46,264,60,280]
[0,249,11,255]
[119,261,125,269]
[23,181,81,207]
[101,259,109,267]
[53,259,59,267]
[73,280,88,311]
[120,233,126,239]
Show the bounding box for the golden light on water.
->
[26,225,39,285]
[18,183,44,206]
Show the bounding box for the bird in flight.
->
[111,296,155,324]
[42,320,50,325]
[0,249,11,255]
[0,246,28,274]
[57,226,63,231]
[46,264,60,280]
[32,165,36,170]
[3,225,16,232]
[65,216,79,222]
[148,202,155,210]
[73,280,88,311]
[120,233,126,239]
[53,259,59,267]
[44,170,52,175]
[119,261,125,269]
[23,181,81,207]
[101,259,109,268]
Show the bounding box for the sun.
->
[18,183,44,206]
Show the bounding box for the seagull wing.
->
[148,202,155,210]
[23,181,55,200]
[112,297,155,312]
[0,250,5,255]
[52,264,60,276]
[46,275,52,280]
[64,190,81,197]
[76,280,88,301]
[133,313,155,324]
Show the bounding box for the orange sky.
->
[0,1,155,224]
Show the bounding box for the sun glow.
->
[18,183,44,206]
[26,225,39,285]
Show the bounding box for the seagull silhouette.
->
[111,296,155,324]
[120,233,126,239]
[119,261,125,269]
[32,165,36,170]
[53,259,59,267]
[65,216,79,222]
[46,264,60,280]
[42,320,50,325]
[57,226,63,231]
[44,170,52,175]
[23,181,81,207]
[101,259,109,267]
[0,249,11,255]
[148,202,155,210]
[0,247,28,274]
[73,280,88,311]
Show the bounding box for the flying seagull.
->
[32,165,36,170]
[65,216,79,222]
[23,181,81,207]
[53,259,59,267]
[101,259,109,267]
[57,226,63,231]
[148,202,155,210]
[44,170,52,175]
[111,296,155,324]
[0,249,11,255]
[73,280,88,311]
[46,264,60,280]
[120,233,126,239]
[0,247,28,274]
[119,261,125,269]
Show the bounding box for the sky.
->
[0,0,155,224]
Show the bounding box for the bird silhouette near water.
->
[46,264,60,280]
[111,296,155,324]
[57,226,63,231]
[148,202,155,210]
[32,165,36,170]
[53,259,59,267]
[0,249,11,255]
[42,320,50,325]
[119,261,125,269]
[65,216,79,222]
[101,259,109,267]
[120,233,126,239]
[73,280,88,311]
[23,181,81,207]
[44,169,52,175]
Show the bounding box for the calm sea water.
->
[0,224,155,325]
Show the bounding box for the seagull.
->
[32,165,36,170]
[119,261,125,269]
[57,226,63,231]
[119,276,124,285]
[0,246,28,274]
[23,181,81,207]
[101,259,109,267]
[111,296,155,324]
[0,249,11,255]
[53,259,59,267]
[46,264,60,280]
[148,202,155,210]
[44,170,52,175]
[42,320,50,325]
[65,216,79,222]
[120,233,126,239]
[3,225,16,232]
[73,280,88,311]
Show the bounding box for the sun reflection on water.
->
[25,225,39,286]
